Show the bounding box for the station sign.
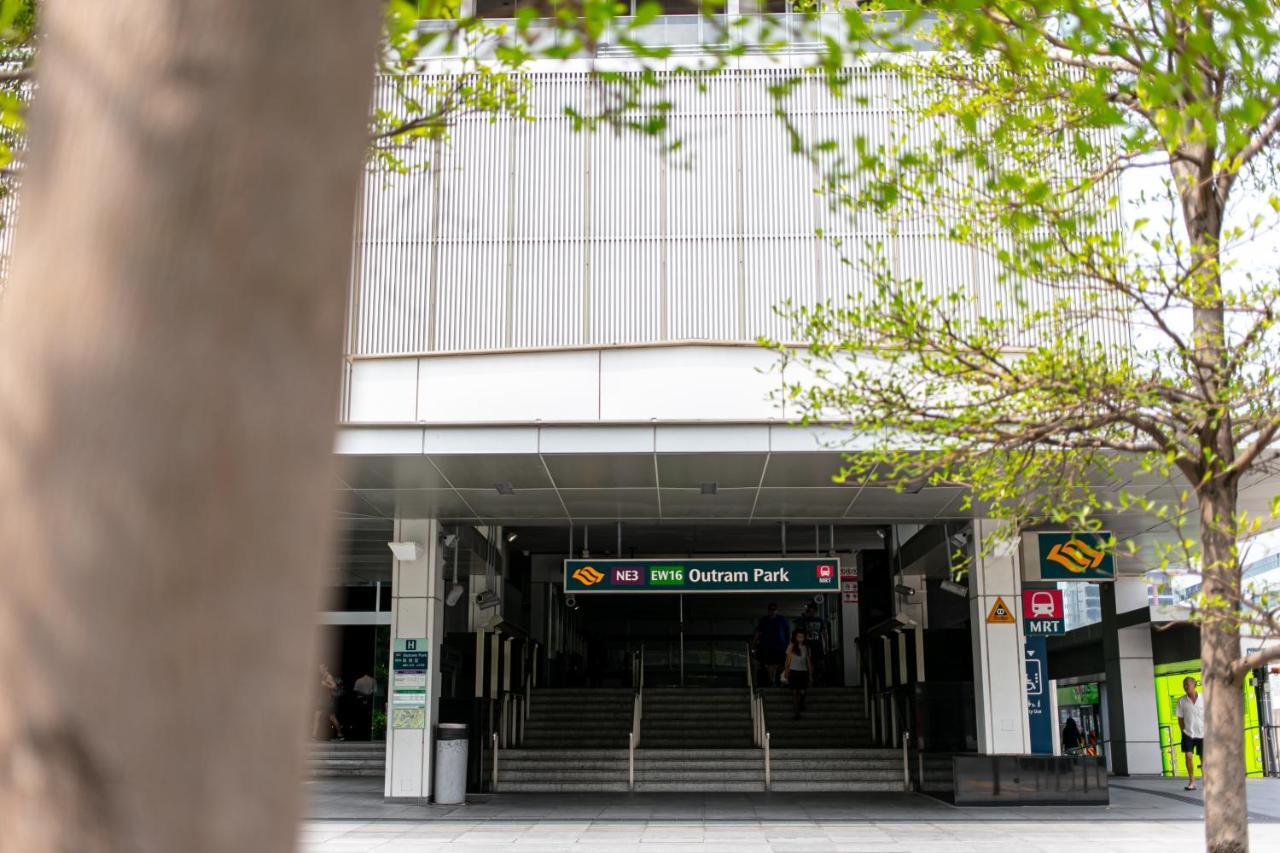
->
[1022,531,1115,582]
[564,558,840,594]
[1022,588,1065,636]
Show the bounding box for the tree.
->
[767,4,1280,852]
[0,3,379,852]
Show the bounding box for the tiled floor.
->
[300,777,1280,852]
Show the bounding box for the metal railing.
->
[491,730,499,791]
[901,730,912,791]
[628,647,644,791]
[746,642,771,790]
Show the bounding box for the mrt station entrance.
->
[566,592,844,688]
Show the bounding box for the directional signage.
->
[391,637,428,729]
[564,558,840,594]
[1023,588,1065,636]
[1030,532,1116,581]
[1025,636,1053,754]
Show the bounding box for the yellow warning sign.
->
[987,596,1016,624]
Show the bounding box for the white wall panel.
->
[348,68,1125,358]
[348,359,420,423]
[417,350,599,422]
[599,346,781,421]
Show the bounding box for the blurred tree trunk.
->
[0,3,378,852]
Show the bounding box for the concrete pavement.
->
[300,777,1280,852]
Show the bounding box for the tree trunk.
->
[0,3,378,852]
[1198,481,1249,853]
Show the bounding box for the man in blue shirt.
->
[753,603,790,686]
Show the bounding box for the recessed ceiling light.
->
[700,482,718,495]
[495,482,515,495]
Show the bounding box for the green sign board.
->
[1036,532,1115,581]
[564,558,840,594]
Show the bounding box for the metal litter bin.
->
[433,723,468,804]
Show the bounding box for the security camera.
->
[940,580,968,598]
[441,532,459,549]
[445,584,465,607]
[894,583,916,597]
[475,590,501,611]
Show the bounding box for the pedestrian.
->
[752,603,790,686]
[798,601,829,685]
[1176,675,1204,790]
[1061,716,1081,753]
[781,629,813,720]
[312,664,344,741]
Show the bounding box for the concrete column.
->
[840,554,862,686]
[970,520,1031,754]
[384,518,445,799]
[1101,578,1163,775]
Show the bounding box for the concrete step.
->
[634,781,766,792]
[495,781,632,792]
[771,768,904,782]
[770,780,905,792]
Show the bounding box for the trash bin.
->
[433,723,468,804]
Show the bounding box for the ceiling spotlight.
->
[387,541,422,561]
[505,531,518,543]
[494,482,515,495]
[875,528,887,540]
[894,583,916,597]
[445,584,465,607]
[700,482,719,495]
[940,579,968,598]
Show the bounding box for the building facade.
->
[322,12,1278,798]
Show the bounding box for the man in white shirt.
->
[1176,676,1205,791]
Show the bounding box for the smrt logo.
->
[572,566,604,586]
[817,564,835,580]
[1046,539,1105,574]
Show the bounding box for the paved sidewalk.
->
[300,777,1280,852]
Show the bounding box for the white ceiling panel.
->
[542,454,657,488]
[660,487,757,519]
[457,487,568,520]
[339,456,450,490]
[349,488,477,519]
[750,487,860,519]
[428,454,554,490]
[558,488,662,519]
[656,453,768,489]
[844,487,967,519]
[760,453,860,487]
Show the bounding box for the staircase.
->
[641,687,753,749]
[494,688,634,791]
[521,688,634,749]
[309,741,386,778]
[491,685,954,793]
[761,686,873,748]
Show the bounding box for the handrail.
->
[628,729,636,791]
[764,731,771,790]
[901,730,911,791]
[491,731,499,792]
[628,651,643,791]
